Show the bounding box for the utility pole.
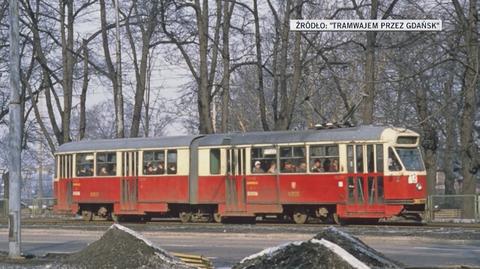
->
[8,0,22,258]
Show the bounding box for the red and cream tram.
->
[54,125,426,224]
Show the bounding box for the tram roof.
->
[56,125,413,153]
[196,125,394,146]
[56,135,199,153]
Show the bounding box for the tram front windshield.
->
[395,147,425,171]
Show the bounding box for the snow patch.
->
[311,238,370,269]
[239,241,303,263]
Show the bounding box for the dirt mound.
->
[234,226,402,269]
[313,227,403,269]
[52,224,193,269]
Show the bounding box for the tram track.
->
[1,216,479,231]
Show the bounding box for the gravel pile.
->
[234,226,403,269]
[52,223,193,269]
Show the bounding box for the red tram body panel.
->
[53,126,427,223]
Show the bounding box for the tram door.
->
[345,144,385,217]
[225,148,247,213]
[120,151,139,211]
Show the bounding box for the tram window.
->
[59,156,63,178]
[348,177,354,203]
[167,150,177,174]
[310,145,339,173]
[76,153,94,177]
[377,176,384,202]
[96,152,116,176]
[388,148,402,171]
[356,177,364,203]
[347,145,354,173]
[143,150,165,175]
[376,144,384,172]
[251,147,277,173]
[356,145,364,173]
[367,145,374,173]
[280,146,306,173]
[210,149,221,175]
[65,155,73,178]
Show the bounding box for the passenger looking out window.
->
[309,145,339,172]
[167,150,177,174]
[296,162,307,172]
[267,162,277,173]
[251,147,277,174]
[143,151,165,175]
[252,161,265,173]
[96,152,116,176]
[76,153,94,177]
[280,146,306,173]
[311,159,324,172]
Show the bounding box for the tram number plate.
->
[90,192,100,197]
[288,191,300,197]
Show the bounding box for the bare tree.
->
[125,0,160,137]
[100,0,124,138]
[452,0,479,215]
[220,1,235,132]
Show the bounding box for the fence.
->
[427,195,479,223]
[0,198,56,218]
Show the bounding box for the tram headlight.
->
[416,182,423,191]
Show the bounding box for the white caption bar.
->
[290,20,442,32]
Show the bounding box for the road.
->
[0,227,479,268]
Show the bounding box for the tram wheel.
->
[179,212,192,223]
[293,211,308,224]
[81,210,93,221]
[213,213,223,223]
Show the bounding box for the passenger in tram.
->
[283,161,295,173]
[267,162,277,173]
[145,162,154,175]
[167,164,176,174]
[157,162,165,174]
[110,164,116,175]
[330,159,339,172]
[323,158,331,172]
[252,161,265,173]
[86,166,94,176]
[311,159,324,172]
[99,166,109,176]
[296,162,307,172]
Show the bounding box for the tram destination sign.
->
[290,20,442,32]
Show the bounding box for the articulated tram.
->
[54,125,426,224]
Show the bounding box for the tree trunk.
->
[443,73,456,195]
[129,0,158,137]
[253,0,269,131]
[79,40,89,140]
[220,1,234,133]
[415,83,438,197]
[455,0,479,218]
[361,0,378,125]
[100,0,124,138]
[274,0,292,130]
[195,0,214,134]
[60,0,74,143]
